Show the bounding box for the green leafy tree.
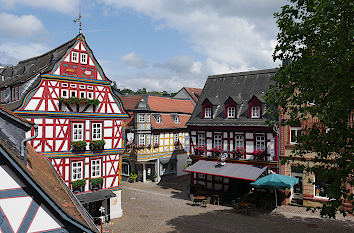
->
[266,0,353,218]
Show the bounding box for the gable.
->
[50,35,108,81]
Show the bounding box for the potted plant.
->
[211,146,222,156]
[71,179,86,193]
[71,141,87,151]
[232,147,245,159]
[58,97,100,106]
[253,149,267,160]
[90,177,103,191]
[129,173,138,183]
[137,144,145,149]
[194,146,206,155]
[147,144,151,149]
[152,174,158,182]
[89,140,105,150]
[153,143,159,148]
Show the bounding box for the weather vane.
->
[73,12,82,34]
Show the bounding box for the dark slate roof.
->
[187,69,277,127]
[184,160,267,181]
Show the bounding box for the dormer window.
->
[72,51,79,63]
[204,108,211,118]
[227,107,235,118]
[153,114,161,123]
[172,114,179,123]
[251,106,260,118]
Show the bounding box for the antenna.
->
[73,12,82,34]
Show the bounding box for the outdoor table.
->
[194,196,206,205]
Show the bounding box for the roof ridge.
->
[208,68,278,79]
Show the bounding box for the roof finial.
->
[73,12,82,34]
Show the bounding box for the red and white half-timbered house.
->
[0,34,129,219]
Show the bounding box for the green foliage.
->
[129,173,138,181]
[72,179,86,189]
[266,0,353,218]
[58,97,100,106]
[117,88,174,97]
[89,140,105,150]
[71,141,87,151]
[90,177,103,186]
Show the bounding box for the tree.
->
[266,0,353,218]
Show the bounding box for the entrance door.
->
[292,172,303,200]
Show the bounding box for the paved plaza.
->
[106,176,354,233]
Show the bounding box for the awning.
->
[76,189,116,204]
[251,174,299,189]
[184,160,267,181]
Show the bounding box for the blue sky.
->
[0,0,285,92]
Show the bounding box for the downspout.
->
[21,124,38,165]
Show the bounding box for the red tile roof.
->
[120,95,145,110]
[147,96,194,113]
[184,87,202,103]
[151,114,190,129]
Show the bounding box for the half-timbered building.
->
[120,95,194,182]
[185,69,279,201]
[0,34,129,219]
[0,105,99,233]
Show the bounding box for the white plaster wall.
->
[110,190,123,218]
[177,152,188,176]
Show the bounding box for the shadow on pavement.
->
[157,175,190,200]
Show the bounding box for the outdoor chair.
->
[189,194,196,206]
[201,197,211,208]
[212,194,220,205]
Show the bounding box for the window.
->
[61,89,68,98]
[255,135,266,151]
[87,92,93,99]
[235,134,244,148]
[227,107,235,118]
[154,114,161,123]
[251,106,260,118]
[146,114,151,123]
[70,90,76,97]
[70,84,77,88]
[173,114,179,123]
[71,161,83,181]
[290,127,302,144]
[81,53,88,64]
[80,91,86,98]
[153,134,159,145]
[314,172,329,198]
[204,108,211,118]
[72,52,79,63]
[91,159,101,178]
[138,134,145,146]
[198,173,206,179]
[174,133,179,143]
[138,114,145,123]
[213,134,222,148]
[62,83,68,87]
[197,134,205,146]
[87,86,93,90]
[72,123,84,141]
[0,89,6,103]
[92,123,102,140]
[122,162,130,176]
[11,86,19,101]
[80,85,86,89]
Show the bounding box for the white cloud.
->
[0,43,48,64]
[121,51,147,68]
[155,55,201,74]
[0,13,44,38]
[0,0,80,14]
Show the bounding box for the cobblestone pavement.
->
[106,176,354,233]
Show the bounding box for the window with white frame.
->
[251,106,260,118]
[81,53,88,64]
[228,107,235,118]
[71,161,83,181]
[61,89,68,98]
[92,123,102,140]
[70,90,76,98]
[235,134,244,148]
[174,133,179,143]
[255,135,266,151]
[87,92,93,99]
[80,85,86,89]
[91,159,101,178]
[80,91,85,98]
[122,162,130,176]
[87,86,93,90]
[213,134,222,148]
[70,84,77,88]
[153,134,159,145]
[62,83,68,87]
[146,114,151,123]
[290,127,302,144]
[154,114,161,123]
[197,134,205,146]
[72,52,79,63]
[204,108,211,118]
[138,134,145,146]
[172,114,179,123]
[72,123,84,141]
[138,114,145,123]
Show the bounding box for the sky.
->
[0,0,285,92]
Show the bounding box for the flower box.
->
[137,145,145,149]
[253,149,267,159]
[147,144,151,148]
[71,179,86,193]
[194,146,206,155]
[153,143,159,148]
[211,147,223,156]
[232,147,245,159]
[71,141,87,151]
[90,177,103,191]
[89,140,105,150]
[58,97,100,106]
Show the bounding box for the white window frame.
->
[80,91,86,98]
[62,83,68,87]
[153,134,159,145]
[255,135,266,151]
[290,127,302,144]
[173,114,179,123]
[251,106,260,118]
[87,92,93,99]
[70,90,76,98]
[204,108,211,118]
[72,51,79,63]
[91,159,101,178]
[70,84,77,88]
[92,123,103,140]
[81,53,88,64]
[122,162,130,176]
[138,114,145,123]
[87,86,93,90]
[72,123,84,141]
[197,134,205,146]
[155,114,161,123]
[314,175,329,199]
[80,85,86,89]
[235,134,244,148]
[138,134,145,146]
[71,161,83,181]
[174,133,179,143]
[228,107,235,118]
[61,89,68,98]
[213,134,222,148]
